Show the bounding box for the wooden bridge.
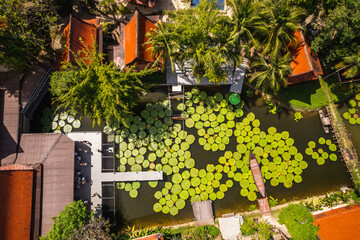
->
[325,106,360,182]
[191,200,215,226]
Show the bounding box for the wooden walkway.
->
[191,200,215,226]
[258,197,271,217]
[101,171,163,182]
[325,106,359,182]
[249,151,266,198]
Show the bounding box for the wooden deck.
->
[191,200,214,226]
[249,151,266,198]
[101,171,163,181]
[258,197,271,217]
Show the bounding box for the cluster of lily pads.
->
[343,93,360,124]
[305,137,338,165]
[114,88,311,216]
[41,106,81,133]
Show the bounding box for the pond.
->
[114,86,352,228]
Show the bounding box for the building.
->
[288,30,323,84]
[0,134,75,238]
[314,203,360,240]
[0,164,41,240]
[111,9,159,70]
[55,15,103,69]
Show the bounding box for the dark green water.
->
[115,93,352,228]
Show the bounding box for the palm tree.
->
[261,0,305,55]
[335,47,360,78]
[227,0,267,53]
[145,21,178,72]
[249,52,292,92]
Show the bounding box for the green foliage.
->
[147,0,240,83]
[278,203,318,240]
[262,0,306,55]
[0,0,58,72]
[268,196,278,207]
[92,0,131,23]
[249,53,293,93]
[50,42,154,126]
[256,220,274,240]
[249,204,258,211]
[240,217,257,236]
[41,200,92,240]
[335,47,360,78]
[294,112,303,122]
[246,88,255,98]
[241,217,273,239]
[310,1,360,68]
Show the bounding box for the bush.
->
[257,220,273,240]
[278,203,318,240]
[40,200,92,240]
[240,217,257,236]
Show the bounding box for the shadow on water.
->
[114,86,353,229]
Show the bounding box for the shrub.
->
[240,217,257,236]
[257,220,273,240]
[278,203,318,240]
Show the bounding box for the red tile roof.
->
[288,30,323,84]
[0,168,34,240]
[55,15,102,69]
[314,203,360,240]
[124,10,157,70]
[133,233,164,240]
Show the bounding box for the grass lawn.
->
[273,80,329,111]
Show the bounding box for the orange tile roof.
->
[124,10,157,70]
[55,15,102,69]
[314,203,360,240]
[288,30,323,84]
[0,168,34,240]
[133,233,164,240]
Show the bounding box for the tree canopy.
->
[146,0,304,92]
[310,0,360,68]
[147,0,239,84]
[50,43,154,126]
[0,0,58,72]
[41,200,93,240]
[278,203,319,240]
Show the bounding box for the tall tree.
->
[249,52,292,92]
[262,0,305,55]
[41,201,93,240]
[0,0,58,72]
[227,0,267,54]
[278,203,318,240]
[336,47,360,78]
[50,43,154,126]
[146,0,239,84]
[146,21,177,72]
[310,0,360,68]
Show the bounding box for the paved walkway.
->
[67,131,103,214]
[102,171,163,181]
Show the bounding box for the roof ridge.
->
[40,134,63,164]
